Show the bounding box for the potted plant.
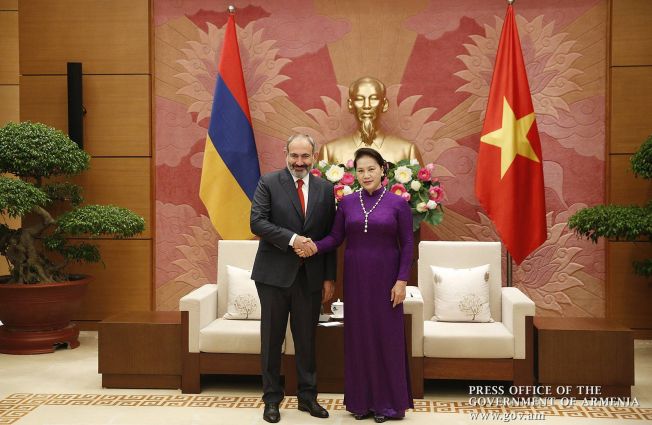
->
[0,121,145,354]
[569,134,652,278]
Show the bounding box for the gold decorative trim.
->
[0,394,650,424]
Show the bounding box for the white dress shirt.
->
[289,173,310,247]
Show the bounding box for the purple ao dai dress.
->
[315,187,414,417]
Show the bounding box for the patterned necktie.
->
[296,179,306,216]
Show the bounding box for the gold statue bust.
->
[318,76,423,165]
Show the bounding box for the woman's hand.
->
[390,280,407,308]
[293,237,317,258]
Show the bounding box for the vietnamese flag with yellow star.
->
[475,4,546,265]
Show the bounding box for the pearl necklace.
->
[359,188,386,233]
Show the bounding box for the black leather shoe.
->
[297,398,329,418]
[263,402,280,423]
[374,414,388,423]
[354,411,372,420]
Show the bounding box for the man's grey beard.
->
[360,117,376,145]
[288,164,310,179]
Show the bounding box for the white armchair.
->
[178,240,429,395]
[179,240,276,393]
[417,241,536,385]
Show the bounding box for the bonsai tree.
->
[569,134,652,278]
[0,121,145,284]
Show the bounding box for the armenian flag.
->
[199,13,260,239]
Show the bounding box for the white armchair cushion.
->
[404,286,424,357]
[419,241,503,322]
[180,284,218,353]
[423,321,514,358]
[430,264,493,323]
[223,265,261,320]
[501,287,536,359]
[199,318,281,354]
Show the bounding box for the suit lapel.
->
[280,169,304,220]
[305,173,320,225]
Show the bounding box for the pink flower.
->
[334,184,345,201]
[346,159,354,168]
[390,183,407,196]
[382,177,389,187]
[431,176,439,183]
[310,168,322,178]
[425,162,435,171]
[340,172,355,185]
[429,186,444,202]
[401,192,411,202]
[417,168,431,182]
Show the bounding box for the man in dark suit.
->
[250,134,336,423]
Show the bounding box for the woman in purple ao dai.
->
[299,147,414,422]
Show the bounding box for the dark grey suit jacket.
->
[250,168,336,291]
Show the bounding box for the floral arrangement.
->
[312,158,445,231]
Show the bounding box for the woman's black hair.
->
[353,147,388,177]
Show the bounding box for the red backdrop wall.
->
[154,0,607,317]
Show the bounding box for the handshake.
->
[293,236,318,258]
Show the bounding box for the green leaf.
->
[425,209,444,225]
[56,205,146,238]
[43,182,84,206]
[412,212,421,232]
[633,259,652,278]
[631,134,652,180]
[0,121,90,179]
[0,176,48,218]
[43,234,102,263]
[568,204,652,242]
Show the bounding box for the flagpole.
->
[506,0,514,285]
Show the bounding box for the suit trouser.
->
[256,266,321,403]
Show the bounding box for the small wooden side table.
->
[283,314,423,398]
[314,323,346,393]
[98,311,181,389]
[534,317,634,397]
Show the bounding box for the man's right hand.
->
[293,236,317,257]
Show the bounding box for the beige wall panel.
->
[0,11,18,84]
[19,0,149,75]
[612,0,652,66]
[71,157,152,238]
[19,75,67,130]
[610,67,652,154]
[84,75,151,156]
[609,154,652,205]
[607,242,652,329]
[0,1,17,10]
[74,239,151,320]
[0,85,19,125]
[20,75,150,156]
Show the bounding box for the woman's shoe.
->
[354,411,372,420]
[373,415,387,423]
